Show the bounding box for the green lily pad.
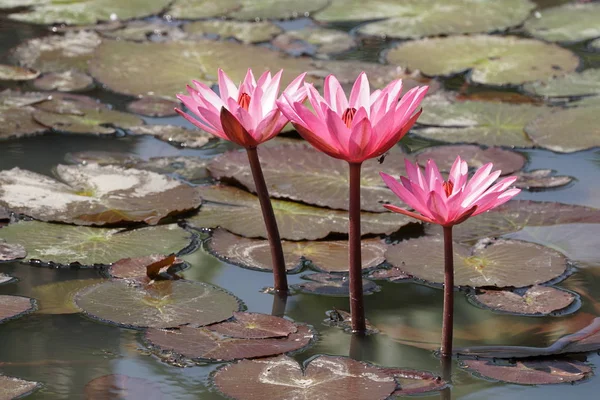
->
[514,169,574,190]
[100,20,186,42]
[32,71,94,92]
[292,273,380,296]
[525,106,600,152]
[568,95,600,108]
[0,64,39,81]
[65,151,142,166]
[0,295,36,323]
[0,164,201,225]
[126,97,179,117]
[30,278,105,314]
[468,286,578,316]
[385,237,568,288]
[33,92,108,115]
[272,28,356,57]
[0,0,39,8]
[0,241,26,261]
[0,221,194,266]
[207,228,386,273]
[33,107,142,134]
[353,0,535,39]
[88,39,316,99]
[386,35,579,86]
[591,38,600,50]
[0,376,41,399]
[75,279,241,329]
[8,0,172,25]
[227,0,329,20]
[524,3,600,43]
[523,68,600,98]
[187,185,411,240]
[184,20,282,44]
[84,375,164,400]
[127,125,213,148]
[166,0,241,19]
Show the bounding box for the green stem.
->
[348,162,366,334]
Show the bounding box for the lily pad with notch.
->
[183,20,282,44]
[0,221,194,266]
[127,125,213,148]
[385,237,568,288]
[523,3,600,43]
[75,279,241,329]
[468,286,578,316]
[523,68,600,98]
[0,295,36,324]
[292,273,380,296]
[0,64,39,81]
[32,71,94,92]
[0,375,41,399]
[31,279,105,314]
[84,375,164,400]
[126,97,179,117]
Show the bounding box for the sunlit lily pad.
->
[166,0,241,19]
[8,0,172,25]
[108,254,185,280]
[461,359,592,385]
[33,107,142,134]
[84,375,164,400]
[523,68,600,98]
[0,90,49,109]
[468,286,578,316]
[351,0,535,39]
[514,169,574,190]
[31,279,104,314]
[33,92,108,115]
[292,273,380,296]
[187,185,411,240]
[207,228,386,273]
[126,97,179,117]
[524,3,600,43]
[385,237,567,288]
[0,241,26,261]
[0,64,39,81]
[75,279,241,329]
[227,0,329,20]
[32,71,94,92]
[525,106,600,152]
[386,35,579,86]
[0,376,41,399]
[208,312,297,339]
[89,39,316,99]
[0,164,201,225]
[127,125,213,148]
[145,323,313,361]
[99,20,186,42]
[0,221,194,266]
[184,20,282,44]
[366,267,411,282]
[272,28,356,57]
[213,355,397,400]
[0,295,36,323]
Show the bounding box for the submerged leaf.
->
[469,286,577,316]
[31,279,104,314]
[272,28,356,57]
[33,107,142,134]
[0,295,36,323]
[84,375,164,400]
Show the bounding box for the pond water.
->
[0,0,599,399]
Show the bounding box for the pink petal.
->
[240,69,257,95]
[276,94,302,123]
[382,79,403,109]
[306,84,327,120]
[381,172,429,215]
[191,80,224,108]
[260,70,282,112]
[348,72,371,112]
[371,108,422,158]
[370,92,389,127]
[426,190,449,225]
[348,116,373,162]
[282,72,307,102]
[254,108,282,143]
[383,204,435,224]
[448,156,468,193]
[324,74,348,114]
[220,107,256,147]
[175,108,224,138]
[256,70,272,87]
[425,159,444,192]
[293,123,342,159]
[325,107,351,156]
[217,69,239,101]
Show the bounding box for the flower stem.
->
[348,162,366,334]
[441,225,454,359]
[271,292,288,317]
[246,147,288,293]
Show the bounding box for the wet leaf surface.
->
[383,368,447,396]
[207,311,297,339]
[366,267,411,282]
[0,164,201,225]
[0,295,36,323]
[108,254,185,280]
[469,286,578,316]
[386,35,579,86]
[272,28,356,57]
[127,125,213,148]
[207,228,386,273]
[523,68,600,98]
[0,107,48,139]
[32,71,94,92]
[461,359,592,385]
[75,279,241,329]
[324,309,378,334]
[184,20,282,44]
[0,273,15,285]
[99,20,186,42]
[0,64,39,81]
[0,375,41,399]
[524,3,600,43]
[126,97,179,117]
[145,323,313,362]
[33,92,108,115]
[0,241,26,261]
[0,221,193,266]
[188,185,411,240]
[84,374,165,400]
[31,279,105,314]
[33,107,142,134]
[385,237,567,288]
[212,355,397,400]
[292,273,380,296]
[525,106,600,152]
[514,169,574,190]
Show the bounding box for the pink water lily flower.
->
[176,69,307,148]
[277,72,428,163]
[380,156,521,227]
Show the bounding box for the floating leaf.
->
[0,221,193,266]
[126,97,179,117]
[33,107,142,134]
[145,323,313,362]
[127,125,213,148]
[385,237,567,288]
[208,311,297,339]
[468,286,577,316]
[0,273,15,285]
[0,164,201,225]
[75,279,241,329]
[207,228,386,273]
[213,355,397,400]
[32,71,94,92]
[324,309,378,334]
[523,68,600,98]
[514,169,574,190]
[227,0,329,20]
[591,38,600,50]
[0,90,49,109]
[33,92,108,115]
[0,107,47,139]
[524,3,600,43]
[386,35,579,86]
[415,144,526,176]
[187,185,411,240]
[0,376,41,399]
[272,28,356,57]
[31,279,104,314]
[184,20,282,44]
[0,295,36,323]
[525,106,600,152]
[292,273,380,296]
[65,151,142,166]
[84,375,164,400]
[99,20,186,42]
[108,254,184,280]
[0,64,39,81]
[0,241,26,261]
[366,267,411,282]
[166,0,241,19]
[461,359,592,385]
[386,369,447,396]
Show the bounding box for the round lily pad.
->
[99,20,186,42]
[145,323,313,362]
[31,279,105,314]
[523,68,600,98]
[0,295,36,323]
[33,107,142,134]
[0,221,194,266]
[0,241,26,261]
[292,273,380,296]
[8,0,172,25]
[461,359,592,385]
[75,279,241,329]
[524,3,600,43]
[213,355,397,400]
[272,28,356,57]
[108,254,185,280]
[0,90,49,108]
[208,228,386,273]
[33,92,108,115]
[208,312,297,339]
[386,35,579,86]
[0,64,39,81]
[88,39,316,99]
[127,125,213,148]
[166,0,241,19]
[385,237,568,288]
[0,376,41,399]
[187,185,411,240]
[0,164,201,225]
[126,97,179,117]
[227,0,329,20]
[184,20,282,44]
[525,106,600,152]
[32,71,94,92]
[352,0,535,39]
[84,375,164,400]
[415,144,526,176]
[514,169,574,190]
[468,286,578,316]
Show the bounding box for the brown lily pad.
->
[0,295,36,323]
[108,254,186,280]
[383,368,447,396]
[468,286,578,316]
[0,375,41,399]
[212,355,397,400]
[65,151,142,166]
[366,267,411,282]
[32,71,94,92]
[0,107,47,139]
[126,97,179,117]
[514,169,574,190]
[0,241,26,261]
[324,309,378,334]
[0,64,39,81]
[31,279,105,314]
[84,374,164,400]
[127,125,213,148]
[207,312,297,339]
[292,273,380,296]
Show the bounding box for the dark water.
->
[0,2,600,399]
